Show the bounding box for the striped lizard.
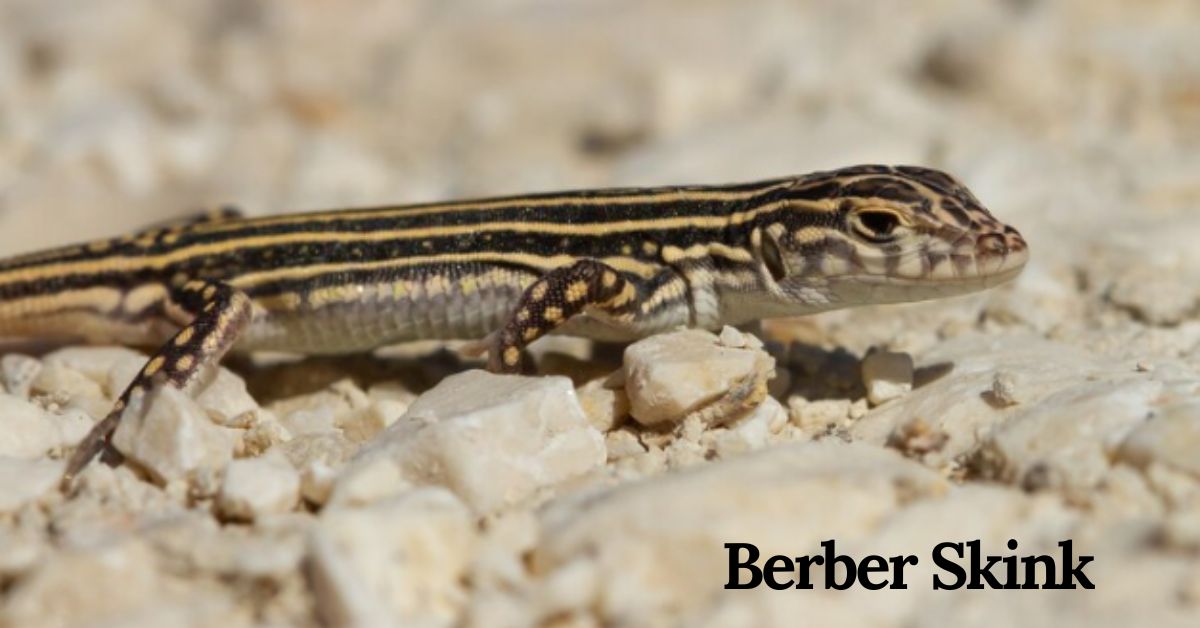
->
[0,165,1027,484]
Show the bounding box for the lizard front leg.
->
[62,279,253,486]
[488,259,641,373]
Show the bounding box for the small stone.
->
[576,376,629,432]
[0,457,64,514]
[861,349,914,405]
[193,368,263,422]
[1,354,41,398]
[276,402,339,436]
[41,346,146,387]
[217,451,301,521]
[327,457,410,508]
[337,371,604,514]
[330,378,371,407]
[717,325,748,348]
[309,489,475,626]
[886,417,950,458]
[189,465,222,500]
[301,460,338,506]
[987,370,1021,407]
[625,447,667,478]
[277,432,358,471]
[768,365,793,400]
[338,407,392,444]
[270,385,365,437]
[623,329,773,426]
[710,397,787,458]
[48,407,94,450]
[663,439,707,470]
[533,558,598,621]
[111,386,240,485]
[367,381,417,407]
[788,397,852,433]
[366,382,415,430]
[31,364,108,419]
[239,414,292,457]
[604,430,645,461]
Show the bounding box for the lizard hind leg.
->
[488,259,639,373]
[61,280,253,487]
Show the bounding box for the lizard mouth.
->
[822,229,1029,305]
[893,227,1029,283]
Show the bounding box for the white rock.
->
[277,432,358,471]
[111,385,240,485]
[338,406,392,444]
[1108,264,1199,326]
[301,460,339,506]
[988,369,1022,407]
[605,430,646,462]
[984,376,1164,490]
[1,354,41,398]
[623,329,773,426]
[367,381,417,408]
[337,371,604,514]
[0,395,62,458]
[717,325,748,348]
[327,457,410,509]
[41,346,147,387]
[216,452,301,521]
[0,457,64,514]
[238,413,292,457]
[47,407,94,450]
[575,376,629,432]
[788,397,852,434]
[193,368,262,422]
[0,528,45,580]
[709,396,788,459]
[140,513,304,579]
[279,406,339,436]
[309,489,475,627]
[365,383,414,431]
[307,524,392,627]
[532,441,944,623]
[30,364,109,419]
[850,336,1156,485]
[860,349,914,405]
[2,540,161,627]
[271,384,366,437]
[1116,403,1200,477]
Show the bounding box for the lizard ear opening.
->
[760,231,788,282]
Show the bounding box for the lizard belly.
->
[236,278,527,354]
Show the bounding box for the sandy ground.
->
[2,1,1200,626]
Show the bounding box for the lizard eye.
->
[851,210,901,241]
[760,232,788,282]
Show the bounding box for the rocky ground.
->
[2,0,1200,626]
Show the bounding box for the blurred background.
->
[1,0,1197,269]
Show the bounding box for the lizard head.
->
[748,165,1028,311]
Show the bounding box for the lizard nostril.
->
[975,233,1008,257]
